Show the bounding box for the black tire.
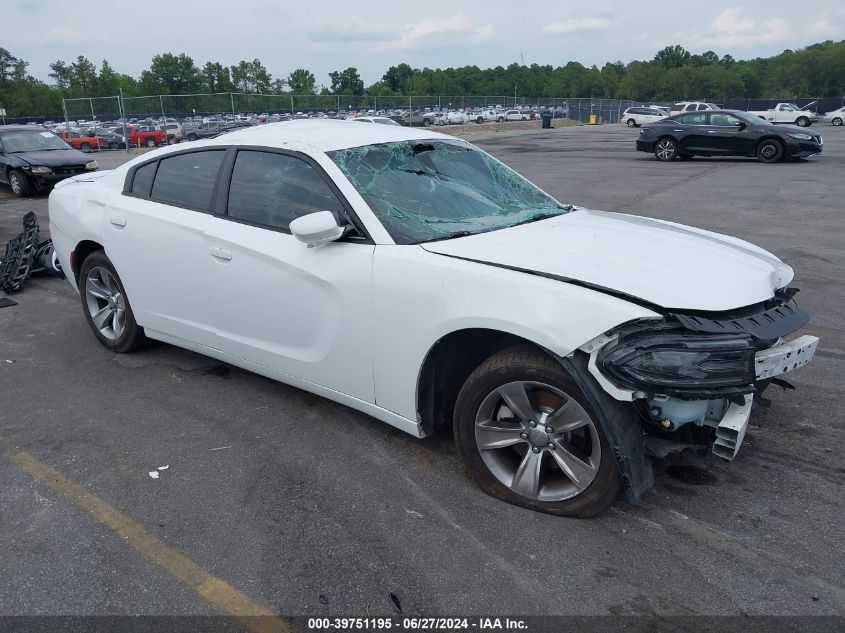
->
[8,169,31,197]
[80,143,92,152]
[144,137,157,147]
[756,139,783,163]
[187,133,198,141]
[832,117,843,126]
[497,116,504,123]
[626,118,637,127]
[423,119,431,127]
[476,116,484,124]
[654,137,678,161]
[78,251,146,353]
[109,142,119,149]
[453,347,621,518]
[795,116,810,127]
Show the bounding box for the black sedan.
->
[636,110,823,163]
[0,125,97,197]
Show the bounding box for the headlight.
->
[787,133,813,141]
[30,166,53,175]
[598,333,756,398]
[85,160,99,170]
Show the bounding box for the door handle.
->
[109,216,126,228]
[209,246,232,261]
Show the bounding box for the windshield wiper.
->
[510,208,570,227]
[418,230,475,243]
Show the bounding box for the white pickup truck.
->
[748,102,819,127]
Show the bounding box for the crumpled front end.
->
[582,289,820,461]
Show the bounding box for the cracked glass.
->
[328,140,570,244]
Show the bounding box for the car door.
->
[204,147,376,402]
[104,148,226,348]
[702,112,756,155]
[675,112,709,152]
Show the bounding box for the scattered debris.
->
[404,509,423,519]
[148,471,160,479]
[157,465,169,471]
[0,212,63,294]
[210,446,231,451]
[319,594,329,605]
[389,593,402,614]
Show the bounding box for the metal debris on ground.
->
[0,212,63,294]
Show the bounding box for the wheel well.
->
[72,240,103,282]
[757,136,784,149]
[416,329,549,435]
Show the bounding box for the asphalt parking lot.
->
[1,124,843,627]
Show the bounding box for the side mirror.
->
[290,211,346,248]
[735,121,747,130]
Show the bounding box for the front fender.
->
[372,245,659,421]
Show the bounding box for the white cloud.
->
[690,7,789,46]
[542,18,613,35]
[805,14,841,37]
[388,15,494,50]
[42,26,89,46]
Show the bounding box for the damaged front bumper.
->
[581,292,820,462]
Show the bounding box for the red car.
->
[58,130,106,152]
[125,125,165,147]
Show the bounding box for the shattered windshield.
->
[328,140,569,244]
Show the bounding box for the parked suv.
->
[0,125,97,197]
[669,101,720,115]
[621,106,669,127]
[162,122,185,142]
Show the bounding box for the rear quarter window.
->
[149,150,226,211]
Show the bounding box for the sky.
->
[5,0,844,88]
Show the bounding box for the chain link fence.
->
[35,93,845,153]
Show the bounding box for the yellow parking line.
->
[2,448,291,633]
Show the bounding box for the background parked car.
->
[823,106,845,126]
[637,109,823,163]
[502,109,529,121]
[125,125,165,147]
[0,125,97,196]
[669,101,720,115]
[352,116,401,126]
[162,122,185,142]
[621,106,669,127]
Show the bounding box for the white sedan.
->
[822,106,844,126]
[49,120,819,517]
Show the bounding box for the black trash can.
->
[540,109,553,129]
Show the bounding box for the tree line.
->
[1,40,844,117]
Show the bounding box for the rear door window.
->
[149,150,225,211]
[680,113,707,125]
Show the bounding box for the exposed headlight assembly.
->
[85,160,99,170]
[598,333,756,398]
[29,166,53,174]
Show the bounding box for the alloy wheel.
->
[655,139,676,160]
[474,380,601,502]
[84,266,126,340]
[760,143,777,160]
[10,173,22,195]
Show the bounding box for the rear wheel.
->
[476,116,484,124]
[187,133,198,141]
[80,143,92,152]
[832,117,843,126]
[109,142,119,149]
[144,137,157,147]
[756,139,783,163]
[8,169,31,197]
[654,138,678,161]
[497,116,504,123]
[626,118,636,127]
[79,252,146,353]
[795,116,810,127]
[454,347,621,517]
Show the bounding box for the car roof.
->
[0,125,50,132]
[212,119,448,152]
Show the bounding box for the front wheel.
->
[8,169,31,197]
[795,116,810,127]
[187,133,198,141]
[80,143,92,152]
[654,138,677,161]
[79,251,146,353]
[144,138,157,147]
[476,116,484,124]
[756,139,783,163]
[832,117,843,126]
[626,118,636,127]
[497,117,504,123]
[453,347,621,517]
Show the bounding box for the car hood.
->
[775,124,821,136]
[420,208,794,312]
[16,149,90,166]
